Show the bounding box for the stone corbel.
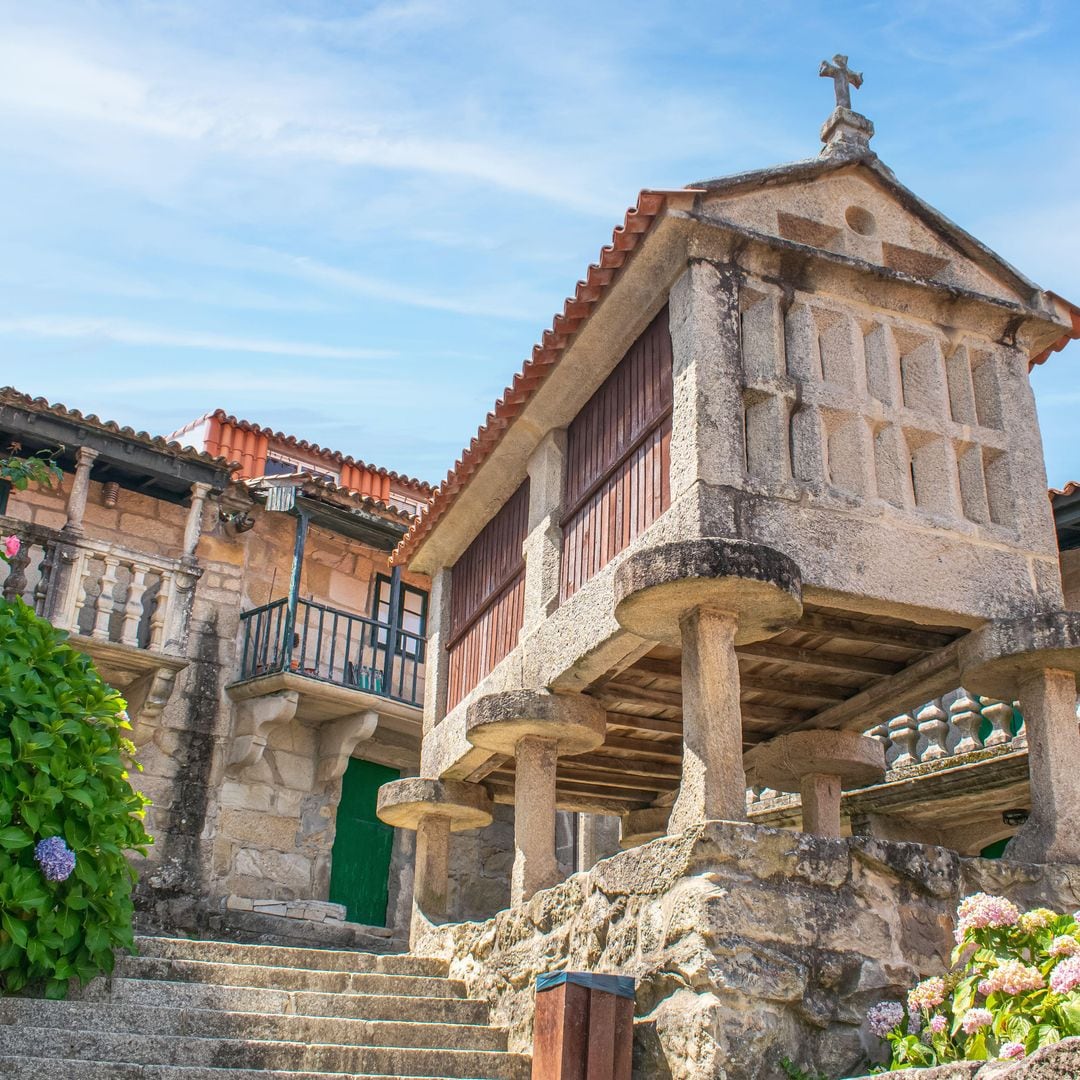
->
[227,690,300,774]
[124,666,182,746]
[316,709,379,785]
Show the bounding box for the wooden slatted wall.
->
[446,479,530,710]
[561,307,673,601]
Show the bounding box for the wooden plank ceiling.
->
[481,603,967,814]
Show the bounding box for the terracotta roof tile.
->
[390,187,700,566]
[0,386,236,474]
[170,409,433,494]
[247,472,417,523]
[1030,293,1080,369]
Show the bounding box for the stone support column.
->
[182,482,212,562]
[959,612,1080,864]
[376,777,493,947]
[744,729,885,840]
[613,538,803,836]
[512,735,559,902]
[522,429,567,633]
[799,774,843,839]
[674,608,745,831]
[466,690,606,906]
[421,567,452,738]
[1006,668,1080,863]
[414,813,451,925]
[62,446,99,537]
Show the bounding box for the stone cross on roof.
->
[819,54,863,110]
[817,53,873,158]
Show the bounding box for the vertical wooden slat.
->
[446,480,530,710]
[560,306,673,601]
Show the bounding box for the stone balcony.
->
[1,514,196,724]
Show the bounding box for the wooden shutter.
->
[561,307,673,601]
[446,479,530,710]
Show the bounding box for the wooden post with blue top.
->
[532,971,634,1080]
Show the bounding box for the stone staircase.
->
[0,936,531,1079]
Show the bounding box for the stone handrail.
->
[0,515,199,659]
[747,690,1030,809]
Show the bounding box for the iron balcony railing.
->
[238,596,426,708]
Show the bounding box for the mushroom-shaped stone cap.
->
[376,777,493,832]
[960,611,1080,700]
[743,730,885,794]
[614,538,802,647]
[467,690,606,757]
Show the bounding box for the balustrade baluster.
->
[34,541,54,615]
[121,564,149,647]
[92,556,120,640]
[888,714,919,768]
[916,702,949,761]
[865,722,889,745]
[148,571,173,651]
[979,697,1014,748]
[2,537,31,602]
[1013,701,1026,745]
[951,695,984,755]
[67,553,94,634]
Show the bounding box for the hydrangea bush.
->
[869,893,1080,1069]
[0,596,151,999]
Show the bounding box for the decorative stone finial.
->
[818,53,874,158]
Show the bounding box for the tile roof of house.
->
[390,160,1080,568]
[247,472,417,523]
[0,386,236,474]
[1050,482,1080,502]
[169,409,433,494]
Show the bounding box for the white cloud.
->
[0,316,393,360]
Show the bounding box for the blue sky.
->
[1,0,1077,486]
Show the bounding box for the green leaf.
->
[0,826,33,850]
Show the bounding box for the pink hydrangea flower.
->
[984,959,1045,996]
[3,534,19,559]
[954,893,1020,943]
[1049,955,1080,995]
[1049,935,1080,958]
[929,1014,947,1035]
[978,978,995,998]
[961,1008,993,1034]
[907,977,946,1014]
[1000,1042,1025,1060]
[866,1001,905,1038]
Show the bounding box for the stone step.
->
[0,1029,532,1080]
[114,955,467,998]
[1,1059,487,1080]
[84,976,491,1025]
[133,936,446,977]
[0,998,509,1052]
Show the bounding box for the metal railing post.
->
[382,564,403,697]
[283,508,309,673]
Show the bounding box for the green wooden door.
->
[329,758,400,926]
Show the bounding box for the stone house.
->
[0,387,441,944]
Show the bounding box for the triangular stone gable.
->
[697,163,1028,305]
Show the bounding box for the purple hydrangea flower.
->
[34,836,76,882]
[929,1015,947,1035]
[866,1001,904,1038]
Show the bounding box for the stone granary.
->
[368,58,1080,1072]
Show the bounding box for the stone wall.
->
[419,821,1080,1080]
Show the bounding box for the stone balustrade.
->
[746,690,1035,811]
[0,514,198,659]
